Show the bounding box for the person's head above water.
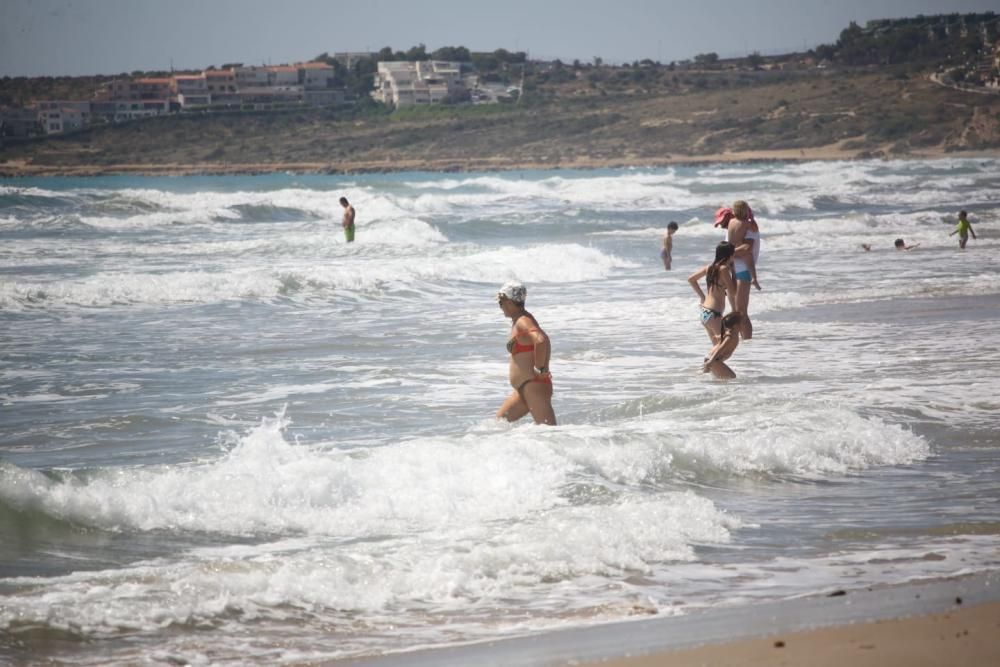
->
[714,207,734,228]
[894,238,905,249]
[722,311,744,331]
[732,200,755,223]
[714,241,735,264]
[667,221,679,232]
[497,281,527,306]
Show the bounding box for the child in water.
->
[703,312,744,379]
[661,221,679,270]
[949,210,976,249]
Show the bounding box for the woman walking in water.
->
[495,281,557,425]
[688,241,737,344]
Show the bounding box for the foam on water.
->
[2,160,999,664]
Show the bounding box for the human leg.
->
[735,281,753,339]
[708,360,736,379]
[520,379,556,425]
[496,390,530,422]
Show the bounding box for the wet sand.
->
[340,572,1000,666]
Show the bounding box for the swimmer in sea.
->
[702,311,745,379]
[688,241,737,345]
[495,281,557,426]
[894,238,919,251]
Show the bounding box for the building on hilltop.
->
[0,107,44,137]
[372,60,471,107]
[204,69,239,107]
[37,100,91,134]
[171,74,211,109]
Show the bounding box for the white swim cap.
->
[497,281,526,304]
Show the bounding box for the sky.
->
[1,0,997,77]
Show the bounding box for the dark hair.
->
[894,238,905,247]
[667,221,679,231]
[721,311,744,340]
[960,210,967,217]
[722,311,743,330]
[707,241,735,290]
[340,197,349,205]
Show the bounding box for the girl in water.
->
[703,311,745,379]
[495,281,557,425]
[688,241,737,344]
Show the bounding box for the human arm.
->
[687,266,708,302]
[519,317,552,376]
[702,332,737,371]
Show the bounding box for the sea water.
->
[1,159,998,664]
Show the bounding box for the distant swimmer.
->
[723,201,761,339]
[949,210,976,249]
[661,221,679,270]
[340,196,356,243]
[894,238,920,251]
[702,312,744,379]
[688,241,737,345]
[861,243,872,251]
[495,281,557,426]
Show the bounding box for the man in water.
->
[340,197,356,243]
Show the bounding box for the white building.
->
[36,100,91,133]
[172,74,210,108]
[373,61,467,107]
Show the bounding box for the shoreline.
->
[338,571,1000,667]
[3,148,999,178]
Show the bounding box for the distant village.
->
[0,52,520,138]
[1,11,998,140]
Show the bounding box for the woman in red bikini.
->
[495,281,557,425]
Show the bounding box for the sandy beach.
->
[342,573,1000,667]
[584,601,1000,667]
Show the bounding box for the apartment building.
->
[204,69,239,106]
[0,107,44,137]
[37,100,91,133]
[172,74,211,108]
[373,61,467,107]
[266,65,299,87]
[298,61,336,89]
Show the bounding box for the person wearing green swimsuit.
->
[340,196,356,243]
[949,210,976,250]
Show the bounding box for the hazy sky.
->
[2,0,997,77]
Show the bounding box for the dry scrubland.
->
[2,66,999,175]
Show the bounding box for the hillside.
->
[2,64,999,176]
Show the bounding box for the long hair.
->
[721,311,744,339]
[706,241,735,290]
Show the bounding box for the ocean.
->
[1,159,998,665]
